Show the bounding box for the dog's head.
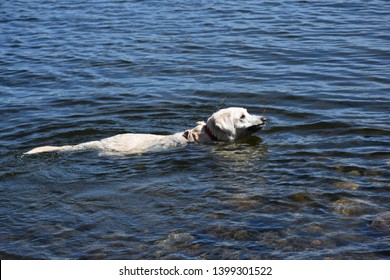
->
[206,107,266,141]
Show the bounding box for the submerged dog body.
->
[25,133,189,155]
[25,107,266,155]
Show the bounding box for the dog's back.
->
[25,133,188,155]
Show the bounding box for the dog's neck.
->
[204,125,219,141]
[182,122,228,143]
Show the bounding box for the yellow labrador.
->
[25,107,266,155]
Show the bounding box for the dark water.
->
[1,0,389,259]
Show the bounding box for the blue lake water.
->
[1,0,389,259]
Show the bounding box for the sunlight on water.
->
[0,0,389,259]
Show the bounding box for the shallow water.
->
[1,0,389,259]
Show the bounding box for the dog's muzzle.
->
[248,117,266,132]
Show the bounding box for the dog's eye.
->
[240,114,246,119]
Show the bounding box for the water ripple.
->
[1,0,389,259]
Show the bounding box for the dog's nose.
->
[260,116,267,123]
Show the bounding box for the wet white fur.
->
[25,107,266,156]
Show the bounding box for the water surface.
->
[1,0,389,259]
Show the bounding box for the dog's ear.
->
[213,112,236,140]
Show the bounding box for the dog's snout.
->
[260,116,267,123]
